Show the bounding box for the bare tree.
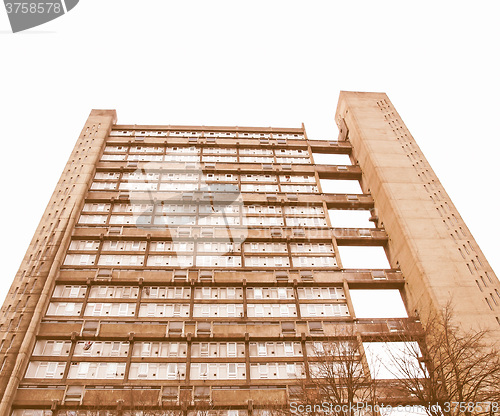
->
[300,332,378,416]
[379,303,500,416]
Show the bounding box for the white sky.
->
[350,289,408,319]
[0,1,499,305]
[364,341,423,380]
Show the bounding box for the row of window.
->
[105,145,307,155]
[95,173,317,184]
[77,215,328,227]
[154,215,239,226]
[82,203,324,215]
[101,154,310,164]
[38,320,326,336]
[108,130,303,139]
[78,215,315,227]
[64,253,336,268]
[90,182,318,193]
[53,285,345,300]
[69,240,334,254]
[104,146,308,156]
[25,361,306,380]
[32,340,344,358]
[46,302,349,318]
[70,240,336,253]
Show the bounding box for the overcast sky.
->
[0,1,499,305]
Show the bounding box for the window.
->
[259,364,268,379]
[63,254,96,266]
[285,217,327,227]
[280,304,290,316]
[227,342,237,357]
[106,362,118,378]
[167,363,178,379]
[286,364,296,375]
[77,214,108,225]
[72,341,129,357]
[244,256,290,267]
[98,254,145,266]
[227,304,236,317]
[313,342,325,353]
[247,287,293,299]
[69,286,80,297]
[170,342,179,356]
[162,386,179,401]
[281,321,295,334]
[254,304,264,317]
[200,363,209,379]
[258,343,266,356]
[169,321,183,335]
[139,303,190,318]
[81,321,99,337]
[285,205,323,215]
[85,303,136,317]
[51,342,64,356]
[308,321,323,333]
[300,303,349,317]
[52,285,87,298]
[193,304,244,318]
[247,303,296,317]
[137,363,148,377]
[25,361,66,378]
[44,362,57,377]
[195,255,242,267]
[118,303,129,316]
[64,385,84,404]
[191,342,245,357]
[147,255,194,267]
[250,363,304,380]
[228,363,237,379]
[200,343,209,357]
[77,362,88,377]
[46,302,82,316]
[128,363,186,380]
[196,323,211,337]
[142,343,151,357]
[202,287,211,298]
[83,203,110,212]
[297,287,345,300]
[33,340,72,356]
[190,363,246,380]
[131,342,187,358]
[250,342,301,357]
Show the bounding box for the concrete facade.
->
[0,95,497,415]
[335,91,500,333]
